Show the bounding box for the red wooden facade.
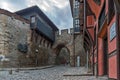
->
[84,0,120,79]
[69,0,120,79]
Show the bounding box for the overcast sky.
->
[0,0,73,30]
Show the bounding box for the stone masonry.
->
[0,9,56,68]
[0,9,86,68]
[53,28,86,66]
[0,9,31,68]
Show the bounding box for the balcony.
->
[31,18,55,41]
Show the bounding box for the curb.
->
[63,74,93,76]
[0,65,55,71]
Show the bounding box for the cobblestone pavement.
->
[0,66,108,80]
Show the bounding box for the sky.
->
[0,0,73,30]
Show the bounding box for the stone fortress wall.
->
[54,28,86,66]
[0,9,31,68]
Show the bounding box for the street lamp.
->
[35,49,38,66]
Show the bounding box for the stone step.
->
[63,73,93,76]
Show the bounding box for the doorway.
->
[103,35,108,75]
[77,56,80,67]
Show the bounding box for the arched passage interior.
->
[54,44,70,65]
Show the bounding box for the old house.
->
[16,6,59,66]
[70,0,120,79]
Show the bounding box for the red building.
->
[70,0,120,79]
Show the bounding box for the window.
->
[74,18,80,32]
[30,16,36,29]
[108,0,115,24]
[74,0,79,8]
[110,22,116,41]
[93,0,101,5]
[73,0,80,18]
[99,4,105,30]
[75,19,80,28]
[31,16,35,23]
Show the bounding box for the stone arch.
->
[53,43,71,65]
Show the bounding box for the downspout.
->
[73,0,75,67]
[96,25,98,77]
[116,7,120,80]
[84,0,87,70]
[92,45,94,75]
[86,51,88,71]
[83,0,86,35]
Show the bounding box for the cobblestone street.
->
[0,66,108,80]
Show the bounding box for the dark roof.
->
[15,5,59,31]
[0,9,29,24]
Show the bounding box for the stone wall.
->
[74,34,86,66]
[0,9,57,68]
[0,13,31,68]
[53,28,86,66]
[0,9,86,68]
[29,34,56,66]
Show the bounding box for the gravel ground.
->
[0,66,108,80]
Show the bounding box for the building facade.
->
[70,0,120,79]
[53,28,86,67]
[16,6,59,66]
[69,0,86,67]
[0,6,58,68]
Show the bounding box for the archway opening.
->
[55,45,70,65]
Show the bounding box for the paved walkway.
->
[0,66,108,80]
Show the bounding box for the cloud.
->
[0,0,73,30]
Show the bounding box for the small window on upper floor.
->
[108,0,115,24]
[93,0,101,5]
[74,0,79,8]
[74,18,80,28]
[74,18,80,33]
[31,16,36,23]
[73,0,80,18]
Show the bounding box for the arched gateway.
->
[52,29,86,66]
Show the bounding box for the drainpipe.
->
[73,23,75,67]
[73,0,75,67]
[84,0,86,34]
[116,10,120,80]
[86,51,89,71]
[92,45,95,75]
[96,27,98,78]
